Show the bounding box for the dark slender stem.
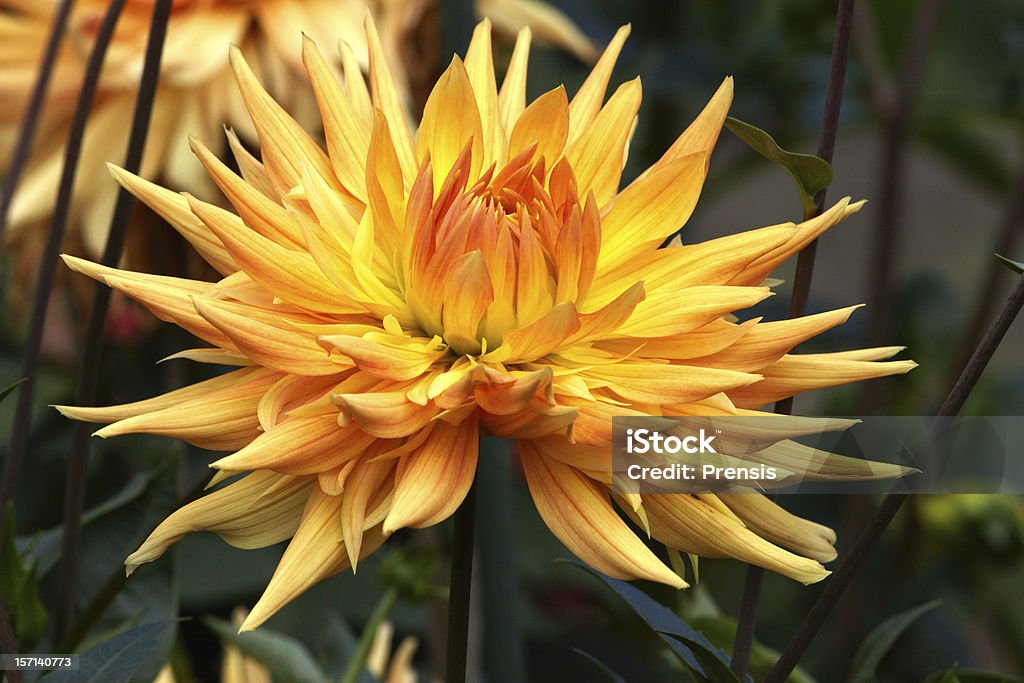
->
[0,0,127,530]
[0,596,24,683]
[0,0,77,244]
[950,166,1024,388]
[862,0,944,411]
[55,0,172,642]
[730,1,857,677]
[766,272,1024,683]
[446,478,478,683]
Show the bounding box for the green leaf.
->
[42,620,173,683]
[725,116,833,216]
[847,600,942,683]
[572,649,628,683]
[996,254,1024,275]
[565,560,745,683]
[0,378,25,405]
[205,616,327,683]
[0,503,48,644]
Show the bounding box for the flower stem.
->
[446,477,478,683]
[56,0,172,642]
[765,270,1024,683]
[730,0,856,677]
[340,588,400,683]
[0,0,127,534]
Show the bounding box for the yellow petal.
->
[332,390,439,439]
[442,251,494,355]
[320,332,447,381]
[520,442,684,587]
[567,24,630,143]
[581,362,761,405]
[417,56,484,186]
[508,86,568,165]
[492,301,579,364]
[365,12,416,180]
[385,417,478,532]
[126,472,311,574]
[497,27,531,132]
[464,19,507,168]
[212,417,374,475]
[615,286,772,339]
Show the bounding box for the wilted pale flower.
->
[58,18,915,630]
[0,0,594,277]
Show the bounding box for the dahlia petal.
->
[364,13,416,180]
[479,0,598,63]
[475,367,553,415]
[497,27,531,131]
[342,458,395,568]
[94,369,280,450]
[464,19,507,169]
[567,24,630,144]
[62,256,234,349]
[54,367,263,425]
[616,286,772,339]
[417,56,484,185]
[319,332,446,381]
[186,194,366,314]
[483,397,578,439]
[107,165,237,275]
[653,77,733,174]
[212,417,373,475]
[193,297,347,376]
[228,45,337,196]
[384,417,478,532]
[301,36,369,203]
[687,305,862,372]
[508,86,568,166]
[598,153,706,270]
[126,472,311,574]
[597,318,757,360]
[720,493,837,563]
[519,443,685,587]
[641,494,829,585]
[257,373,344,429]
[226,127,277,199]
[564,77,642,207]
[581,362,761,405]
[442,250,494,354]
[242,491,386,631]
[332,390,439,439]
[728,353,917,408]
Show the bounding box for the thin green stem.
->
[339,588,400,683]
[445,478,478,683]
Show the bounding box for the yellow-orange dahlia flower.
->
[57,19,914,631]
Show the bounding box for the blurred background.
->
[2,0,1024,681]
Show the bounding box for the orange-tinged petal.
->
[728,352,917,408]
[581,362,761,405]
[228,45,337,196]
[483,397,578,439]
[497,27,531,132]
[491,301,579,364]
[365,13,416,180]
[598,152,706,270]
[126,472,311,573]
[564,77,641,207]
[615,286,772,339]
[442,250,493,355]
[720,493,837,563]
[417,56,484,186]
[508,86,568,165]
[475,367,553,415]
[212,417,374,475]
[193,296,347,376]
[385,417,478,532]
[257,373,345,430]
[242,491,386,631]
[94,369,280,450]
[320,331,447,381]
[332,390,439,439]
[520,443,685,587]
[301,36,369,204]
[567,24,630,144]
[650,77,733,175]
[464,19,507,168]
[107,165,236,275]
[342,456,395,567]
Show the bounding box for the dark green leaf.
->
[0,378,25,405]
[689,615,816,683]
[848,600,942,683]
[42,620,173,683]
[725,116,833,215]
[996,254,1024,275]
[0,503,47,644]
[573,649,628,683]
[565,560,746,683]
[205,616,326,683]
